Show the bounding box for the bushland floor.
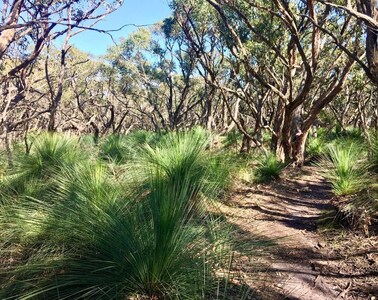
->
[217,166,378,300]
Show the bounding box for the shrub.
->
[323,126,365,147]
[254,151,285,183]
[0,133,85,203]
[318,143,367,196]
[100,134,128,163]
[306,136,325,159]
[338,127,364,142]
[100,131,161,164]
[0,129,238,299]
[340,186,378,233]
[368,133,378,173]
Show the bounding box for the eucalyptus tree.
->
[0,0,122,164]
[44,47,113,135]
[162,13,231,133]
[316,0,378,84]
[24,46,133,138]
[106,26,205,131]
[69,49,136,139]
[172,0,262,152]
[0,0,122,79]
[173,0,363,165]
[329,70,378,136]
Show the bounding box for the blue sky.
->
[70,0,171,56]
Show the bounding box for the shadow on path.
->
[219,166,378,300]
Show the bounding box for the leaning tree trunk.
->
[292,129,310,167]
[206,97,214,131]
[358,0,378,84]
[281,110,295,163]
[292,56,356,166]
[271,99,286,162]
[240,134,252,154]
[4,123,13,168]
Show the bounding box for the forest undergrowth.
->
[0,127,377,299]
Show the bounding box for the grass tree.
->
[368,133,378,173]
[0,129,238,299]
[254,151,286,183]
[0,133,87,204]
[319,143,368,196]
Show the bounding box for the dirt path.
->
[218,166,378,300]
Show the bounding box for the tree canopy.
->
[1,0,378,166]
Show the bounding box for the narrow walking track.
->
[218,166,378,300]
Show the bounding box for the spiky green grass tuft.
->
[368,133,378,173]
[0,128,241,299]
[100,131,161,164]
[306,136,325,159]
[254,151,285,183]
[100,134,129,163]
[1,165,227,299]
[131,128,233,201]
[0,133,86,204]
[318,143,367,196]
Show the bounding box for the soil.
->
[217,165,378,300]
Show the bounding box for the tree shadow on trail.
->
[218,166,378,299]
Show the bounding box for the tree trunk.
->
[222,99,229,130]
[271,99,286,161]
[292,129,310,167]
[0,0,23,60]
[358,0,378,83]
[4,124,13,168]
[281,110,294,163]
[312,120,318,138]
[206,99,214,131]
[47,108,58,132]
[240,134,252,154]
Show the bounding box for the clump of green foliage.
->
[205,151,235,198]
[0,150,7,177]
[340,186,378,232]
[320,126,365,147]
[306,135,325,159]
[222,131,243,151]
[0,128,245,299]
[318,143,367,196]
[335,126,364,142]
[0,133,86,202]
[100,130,161,164]
[1,165,222,298]
[316,137,378,233]
[16,132,84,179]
[133,127,233,200]
[254,151,285,183]
[100,134,129,163]
[368,133,378,173]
